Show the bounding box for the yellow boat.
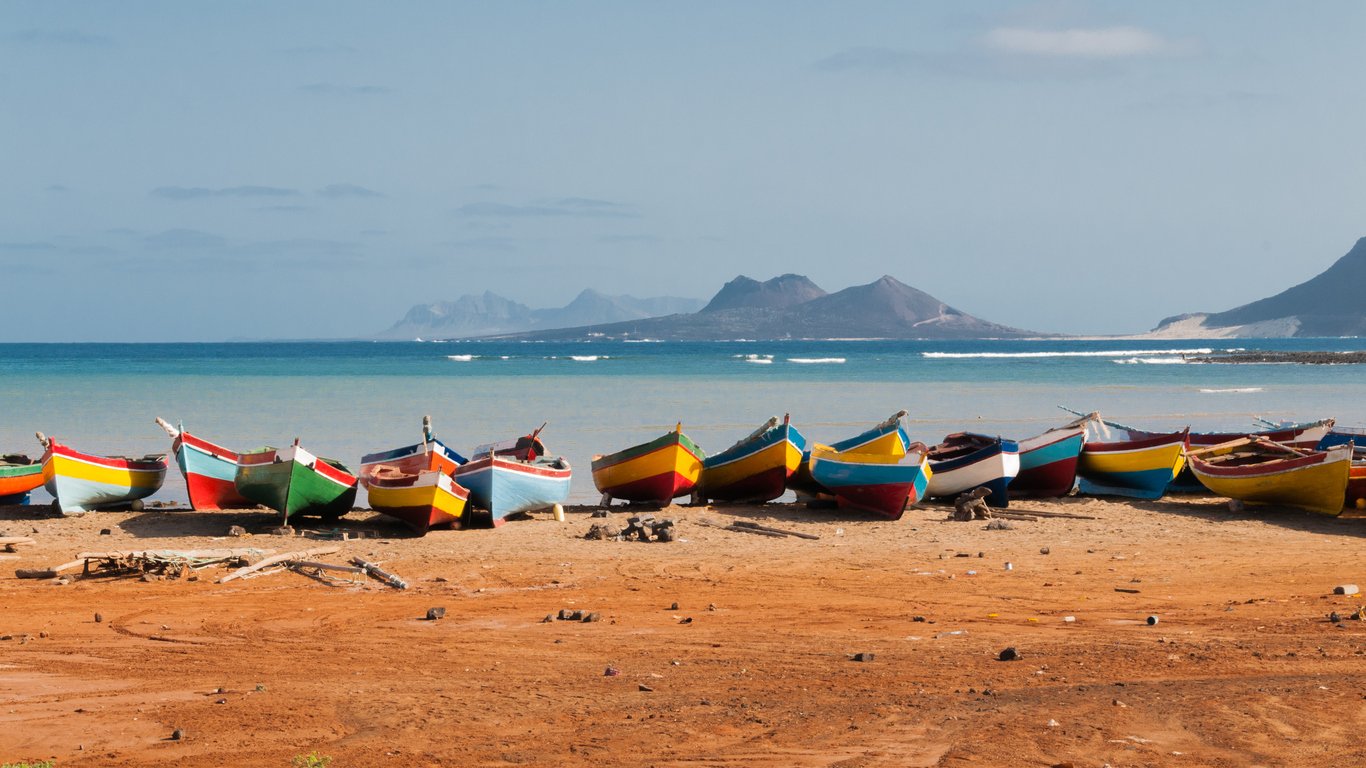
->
[591,425,706,504]
[1187,437,1350,516]
[697,415,806,503]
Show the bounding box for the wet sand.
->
[1,497,1363,767]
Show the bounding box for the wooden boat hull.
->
[790,414,910,496]
[454,455,571,525]
[360,437,466,486]
[41,441,167,514]
[1077,431,1187,500]
[1128,420,1331,493]
[1189,443,1350,516]
[591,430,705,503]
[367,469,470,533]
[809,448,929,520]
[235,444,358,521]
[1347,463,1366,510]
[173,431,252,510]
[698,419,806,503]
[925,434,1019,508]
[0,457,44,505]
[1012,425,1085,497]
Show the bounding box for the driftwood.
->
[219,546,340,583]
[16,559,86,580]
[1005,508,1099,521]
[351,557,408,590]
[731,521,820,540]
[291,560,364,573]
[989,512,1040,522]
[0,537,36,551]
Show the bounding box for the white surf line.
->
[923,348,1214,359]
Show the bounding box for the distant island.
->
[382,274,1041,341]
[1148,237,1366,338]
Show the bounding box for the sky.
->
[2,1,1364,341]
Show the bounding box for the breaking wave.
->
[1199,387,1265,394]
[923,348,1214,359]
[787,357,846,364]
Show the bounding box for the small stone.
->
[558,609,574,620]
[851,652,875,662]
[425,607,446,621]
[255,684,266,692]
[1146,615,1160,626]
[604,666,620,677]
[1112,699,1126,708]
[985,519,1013,531]
[998,646,1020,662]
[977,552,985,558]
[569,610,584,621]
[912,615,926,622]
[215,698,227,705]
[679,617,693,625]
[227,525,247,537]
[269,526,294,537]
[0,635,10,641]
[1333,584,1359,595]
[542,614,555,623]
[1040,546,1051,555]
[638,683,654,692]
[1047,719,1060,728]
[707,603,716,611]
[669,602,679,610]
[582,612,601,623]
[94,613,103,623]
[99,528,112,536]
[171,728,185,741]
[1329,611,1342,623]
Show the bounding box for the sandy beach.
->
[0,497,1362,767]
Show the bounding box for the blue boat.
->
[698,415,807,503]
[808,444,930,519]
[924,433,1020,508]
[453,452,572,526]
[790,411,911,497]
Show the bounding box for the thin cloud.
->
[9,29,113,47]
[317,183,385,199]
[298,82,393,96]
[152,185,300,200]
[144,229,227,250]
[816,47,939,73]
[0,241,56,251]
[456,199,638,219]
[984,26,1167,58]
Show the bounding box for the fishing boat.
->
[808,442,930,519]
[365,464,470,533]
[924,433,1020,508]
[234,440,358,522]
[591,424,706,504]
[358,415,467,486]
[697,414,807,503]
[1011,415,1090,497]
[1312,426,1366,509]
[0,454,44,505]
[155,418,252,510]
[1077,411,1334,493]
[789,411,911,497]
[453,440,571,526]
[1187,437,1351,516]
[38,434,168,514]
[1076,428,1188,500]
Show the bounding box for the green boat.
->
[234,441,358,522]
[1,453,45,504]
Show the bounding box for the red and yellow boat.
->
[697,415,807,503]
[366,464,470,534]
[0,454,44,505]
[39,434,168,514]
[592,424,706,504]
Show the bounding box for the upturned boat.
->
[697,415,807,503]
[235,440,358,522]
[1011,415,1090,497]
[38,434,168,514]
[591,424,706,504]
[808,442,930,519]
[366,464,470,533]
[789,411,911,497]
[0,454,44,505]
[358,416,467,486]
[454,441,571,526]
[1076,428,1188,499]
[156,418,252,511]
[925,433,1020,508]
[1187,437,1351,516]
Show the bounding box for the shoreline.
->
[2,497,1362,766]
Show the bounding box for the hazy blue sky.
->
[3,1,1363,340]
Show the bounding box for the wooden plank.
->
[15,559,86,580]
[350,557,408,590]
[731,521,821,540]
[0,537,36,547]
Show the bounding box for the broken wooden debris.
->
[219,547,339,584]
[351,557,409,590]
[0,536,36,552]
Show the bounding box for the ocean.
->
[4,337,1365,505]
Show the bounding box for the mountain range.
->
[380,290,705,339]
[483,274,1036,341]
[1149,237,1366,338]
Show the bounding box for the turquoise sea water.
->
[3,338,1365,505]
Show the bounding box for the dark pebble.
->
[679,617,693,625]
[998,646,1020,662]
[171,728,184,741]
[99,528,112,536]
[604,666,620,676]
[912,616,927,622]
[425,607,446,621]
[851,652,875,662]
[94,613,103,623]
[558,609,574,620]
[542,614,555,623]
[1330,611,1342,623]
[669,602,679,610]
[582,612,601,623]
[638,683,654,692]
[1040,547,1051,555]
